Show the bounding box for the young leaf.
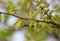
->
[4,14,9,24]
[32,10,40,17]
[15,20,22,30]
[5,0,16,14]
[29,9,33,18]
[29,21,34,28]
[0,14,2,22]
[34,22,37,31]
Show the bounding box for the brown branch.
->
[21,23,60,28]
[0,12,60,28]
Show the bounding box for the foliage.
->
[0,0,60,41]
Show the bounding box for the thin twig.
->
[0,12,60,28]
[46,14,52,20]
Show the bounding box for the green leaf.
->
[29,21,34,28]
[15,20,22,30]
[4,14,9,24]
[33,10,40,17]
[5,0,16,14]
[0,30,5,37]
[0,14,2,22]
[34,22,37,31]
[5,27,14,37]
